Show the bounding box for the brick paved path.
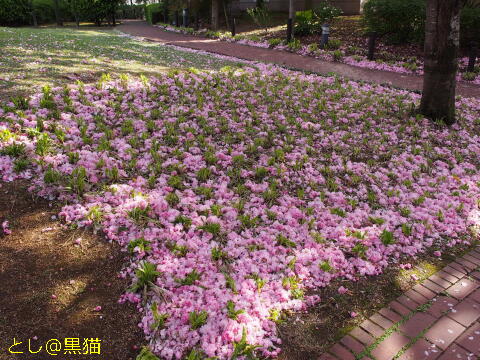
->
[320,249,480,360]
[117,20,480,99]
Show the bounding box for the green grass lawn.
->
[0,26,245,101]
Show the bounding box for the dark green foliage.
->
[145,2,164,24]
[461,1,480,42]
[294,1,342,36]
[362,0,426,44]
[0,0,31,26]
[363,0,480,45]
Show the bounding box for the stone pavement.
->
[320,249,480,360]
[116,20,480,99]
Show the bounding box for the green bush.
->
[294,9,317,36]
[32,0,57,24]
[461,2,480,42]
[117,4,143,19]
[0,0,31,26]
[145,3,164,24]
[294,1,341,36]
[314,0,343,24]
[363,0,479,45]
[362,0,425,44]
[246,6,272,33]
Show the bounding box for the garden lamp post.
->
[467,41,478,73]
[320,24,330,48]
[183,8,189,27]
[231,17,236,37]
[367,32,377,60]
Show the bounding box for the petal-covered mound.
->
[1,65,480,359]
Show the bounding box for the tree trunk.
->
[211,0,219,30]
[223,0,229,29]
[32,10,38,27]
[419,0,464,125]
[53,0,63,26]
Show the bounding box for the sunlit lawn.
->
[0,26,246,101]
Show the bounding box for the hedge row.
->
[363,0,480,44]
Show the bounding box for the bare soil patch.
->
[0,181,143,360]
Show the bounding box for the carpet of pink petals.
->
[1,63,480,359]
[153,23,480,85]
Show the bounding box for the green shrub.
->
[246,6,272,33]
[294,1,341,36]
[294,9,317,36]
[145,2,164,24]
[287,38,301,51]
[363,0,478,45]
[324,38,341,49]
[461,2,480,42]
[0,0,31,26]
[362,0,425,44]
[314,0,342,24]
[268,37,283,47]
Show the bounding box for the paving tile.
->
[318,352,339,360]
[397,294,420,310]
[328,344,355,360]
[470,250,480,261]
[350,326,375,346]
[370,313,394,330]
[390,300,412,317]
[413,283,437,300]
[437,343,475,359]
[436,270,459,285]
[455,322,480,355]
[447,299,480,327]
[340,335,364,354]
[405,289,429,305]
[427,297,458,317]
[379,308,402,323]
[470,271,480,282]
[360,319,385,338]
[399,312,437,338]
[429,274,454,289]
[455,259,477,272]
[443,266,465,280]
[449,262,469,275]
[467,288,480,303]
[446,278,478,300]
[423,279,446,294]
[424,316,466,349]
[463,254,480,266]
[397,338,441,360]
[371,332,409,360]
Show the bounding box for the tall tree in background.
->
[53,0,63,25]
[420,0,465,125]
[211,0,219,29]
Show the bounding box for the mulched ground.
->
[0,181,143,360]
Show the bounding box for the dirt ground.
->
[0,180,143,360]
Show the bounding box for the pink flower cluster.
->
[1,64,480,359]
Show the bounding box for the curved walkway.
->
[117,20,480,99]
[320,249,480,360]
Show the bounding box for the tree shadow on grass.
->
[0,26,244,101]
